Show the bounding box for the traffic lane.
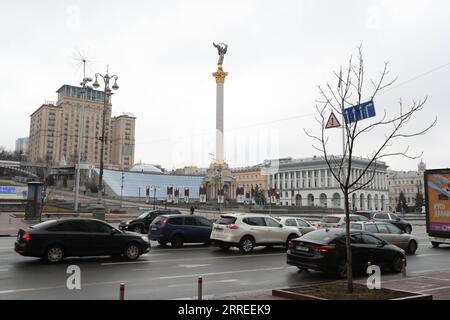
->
[2,236,450,299]
[0,244,291,298]
[1,244,446,300]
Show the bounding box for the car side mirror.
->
[279,224,283,228]
[111,229,120,235]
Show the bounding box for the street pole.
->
[120,171,124,208]
[92,68,119,218]
[153,187,156,210]
[74,60,92,212]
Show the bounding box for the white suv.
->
[315,214,369,229]
[210,213,301,253]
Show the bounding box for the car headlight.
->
[141,236,149,242]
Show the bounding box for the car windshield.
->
[321,216,340,223]
[138,211,150,219]
[390,213,400,220]
[349,223,362,230]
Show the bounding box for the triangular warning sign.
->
[325,111,341,129]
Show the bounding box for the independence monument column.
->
[202,43,235,203]
[212,42,228,164]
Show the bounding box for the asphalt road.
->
[0,225,449,300]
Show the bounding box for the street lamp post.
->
[91,68,119,218]
[120,171,124,208]
[74,67,93,212]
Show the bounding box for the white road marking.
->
[167,278,238,288]
[100,253,170,265]
[156,266,295,280]
[101,252,284,266]
[152,247,215,252]
[418,285,450,293]
[0,269,9,272]
[416,253,446,257]
[178,264,211,268]
[409,268,450,275]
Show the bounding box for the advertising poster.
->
[426,171,450,233]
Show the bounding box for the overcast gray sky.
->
[1,0,449,171]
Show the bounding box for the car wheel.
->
[124,242,141,260]
[171,235,184,248]
[43,245,64,264]
[392,255,404,273]
[404,225,412,234]
[239,236,255,253]
[132,225,144,234]
[407,240,417,254]
[432,242,440,248]
[286,234,299,248]
[219,244,230,251]
[158,241,168,246]
[336,259,347,278]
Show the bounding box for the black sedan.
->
[287,229,406,278]
[119,209,181,234]
[15,218,150,263]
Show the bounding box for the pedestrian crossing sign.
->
[325,111,341,129]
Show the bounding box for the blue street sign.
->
[344,100,376,124]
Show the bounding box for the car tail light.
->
[162,218,168,225]
[227,224,238,229]
[24,231,30,242]
[313,245,335,253]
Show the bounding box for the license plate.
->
[296,245,309,252]
[151,227,157,231]
[214,227,224,232]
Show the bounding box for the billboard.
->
[425,170,450,234]
[0,186,28,200]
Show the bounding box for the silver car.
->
[348,221,418,254]
[275,216,317,235]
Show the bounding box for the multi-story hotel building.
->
[230,165,269,200]
[264,156,389,210]
[387,160,426,211]
[27,84,135,170]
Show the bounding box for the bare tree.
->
[305,46,436,293]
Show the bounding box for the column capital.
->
[212,68,229,84]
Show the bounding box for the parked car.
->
[275,216,316,235]
[14,219,150,263]
[119,209,181,234]
[315,214,369,229]
[346,221,418,254]
[286,228,406,278]
[149,214,213,247]
[210,213,301,253]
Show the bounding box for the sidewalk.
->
[0,212,33,236]
[215,270,450,300]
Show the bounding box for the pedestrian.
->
[190,206,195,215]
